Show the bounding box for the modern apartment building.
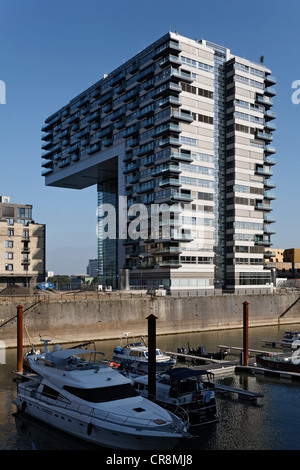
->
[86,258,98,278]
[0,196,46,289]
[41,32,276,293]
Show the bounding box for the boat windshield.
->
[63,383,139,403]
[145,350,163,357]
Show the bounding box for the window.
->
[63,384,139,403]
[5,240,13,248]
[5,252,13,259]
[8,228,14,236]
[5,264,13,271]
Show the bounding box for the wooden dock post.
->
[17,305,23,373]
[243,301,249,366]
[147,314,157,400]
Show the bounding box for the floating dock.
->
[236,364,300,382]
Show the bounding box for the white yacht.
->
[14,343,189,450]
[113,335,176,372]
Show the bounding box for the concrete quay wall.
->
[0,292,300,348]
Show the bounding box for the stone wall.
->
[0,291,300,348]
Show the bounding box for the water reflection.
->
[1,324,300,450]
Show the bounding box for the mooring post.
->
[17,305,23,373]
[243,301,249,366]
[147,314,157,400]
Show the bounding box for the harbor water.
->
[1,323,300,451]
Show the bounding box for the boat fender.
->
[87,422,93,435]
[21,401,27,412]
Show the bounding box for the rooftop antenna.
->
[260,55,264,64]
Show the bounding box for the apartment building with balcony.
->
[41,32,276,293]
[0,196,46,289]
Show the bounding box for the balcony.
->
[98,91,113,105]
[255,166,273,177]
[42,132,52,142]
[264,192,276,200]
[264,121,276,131]
[110,71,125,87]
[42,169,53,176]
[170,68,193,83]
[171,192,193,202]
[158,260,182,268]
[88,143,101,155]
[171,110,194,123]
[256,95,273,107]
[158,54,182,68]
[255,238,272,247]
[265,74,276,86]
[265,87,276,97]
[256,130,273,142]
[153,40,182,59]
[264,110,276,121]
[154,123,182,137]
[156,246,182,255]
[41,160,52,168]
[152,164,181,176]
[153,82,182,98]
[102,137,113,147]
[159,137,181,148]
[264,156,276,166]
[264,180,276,189]
[171,230,193,242]
[255,201,273,211]
[264,145,276,155]
[264,226,276,235]
[264,214,276,223]
[159,96,182,108]
[170,151,193,162]
[159,178,182,188]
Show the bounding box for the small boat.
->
[125,367,218,428]
[177,345,228,362]
[14,340,189,450]
[282,331,300,343]
[256,350,300,373]
[262,331,300,350]
[282,331,300,349]
[113,334,176,372]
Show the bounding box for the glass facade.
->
[206,41,227,290]
[97,179,118,288]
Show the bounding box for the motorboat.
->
[282,331,300,349]
[262,331,300,350]
[282,331,300,343]
[256,350,300,373]
[177,345,228,362]
[124,367,218,428]
[113,334,176,372]
[14,341,189,450]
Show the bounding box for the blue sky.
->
[0,0,299,274]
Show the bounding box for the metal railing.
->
[21,386,181,432]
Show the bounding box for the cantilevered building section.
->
[41,32,276,293]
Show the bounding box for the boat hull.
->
[14,395,182,450]
[256,355,300,373]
